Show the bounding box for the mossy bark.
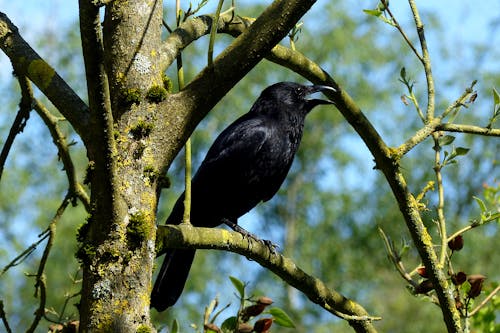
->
[78,0,163,331]
[77,0,319,332]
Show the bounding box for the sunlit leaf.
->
[267,307,296,328]
[454,147,470,156]
[221,316,237,333]
[229,276,245,299]
[493,87,500,106]
[400,67,406,80]
[438,135,455,146]
[363,9,382,17]
[171,319,179,333]
[473,196,487,214]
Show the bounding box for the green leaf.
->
[221,316,237,333]
[493,87,500,106]
[400,67,406,80]
[473,196,487,214]
[438,135,455,146]
[444,146,470,166]
[171,319,179,333]
[461,280,472,295]
[363,8,395,26]
[399,241,411,258]
[363,9,382,17]
[229,276,245,299]
[267,307,296,328]
[455,147,470,156]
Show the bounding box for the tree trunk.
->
[76,0,322,331]
[78,1,163,331]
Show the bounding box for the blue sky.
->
[1,0,499,84]
[1,1,499,51]
[1,0,498,237]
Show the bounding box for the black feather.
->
[151,82,334,311]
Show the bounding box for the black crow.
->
[151,82,335,311]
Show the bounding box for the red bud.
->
[416,266,428,278]
[204,323,221,333]
[451,272,467,286]
[241,296,274,322]
[468,274,487,284]
[253,318,273,333]
[448,235,464,251]
[415,279,434,294]
[256,296,273,305]
[467,274,486,298]
[240,304,266,322]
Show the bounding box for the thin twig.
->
[408,0,435,121]
[0,300,13,333]
[447,214,499,242]
[56,269,82,323]
[175,1,192,225]
[379,0,423,62]
[162,19,173,33]
[0,71,32,182]
[468,284,500,317]
[436,123,500,137]
[0,232,50,276]
[208,0,225,66]
[25,274,47,333]
[25,194,71,333]
[432,135,448,267]
[33,98,91,211]
[324,303,382,322]
[378,227,418,287]
[10,67,90,211]
[396,82,480,157]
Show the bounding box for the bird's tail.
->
[150,248,196,312]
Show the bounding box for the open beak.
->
[305,85,336,106]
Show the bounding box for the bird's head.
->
[256,82,336,116]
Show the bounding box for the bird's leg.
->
[222,218,278,253]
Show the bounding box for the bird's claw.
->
[261,239,279,254]
[222,218,278,254]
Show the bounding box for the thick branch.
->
[154,0,319,171]
[436,123,500,136]
[159,13,248,71]
[78,1,114,161]
[0,12,90,144]
[258,25,462,333]
[156,225,379,333]
[159,12,388,162]
[157,6,470,332]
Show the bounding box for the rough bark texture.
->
[156,225,379,333]
[77,0,163,331]
[75,0,319,332]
